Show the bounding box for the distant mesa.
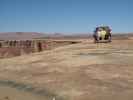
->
[0,32,46,40]
[0,32,133,40]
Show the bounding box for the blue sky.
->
[0,0,132,34]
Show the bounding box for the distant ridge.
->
[0,32,45,40]
[0,32,133,40]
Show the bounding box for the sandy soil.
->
[0,85,48,100]
[0,39,133,100]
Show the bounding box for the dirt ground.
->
[0,85,47,100]
[0,39,133,100]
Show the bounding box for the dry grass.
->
[0,39,133,100]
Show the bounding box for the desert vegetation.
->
[0,33,133,100]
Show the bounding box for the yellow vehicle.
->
[93,26,112,43]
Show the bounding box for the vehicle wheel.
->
[108,36,112,42]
